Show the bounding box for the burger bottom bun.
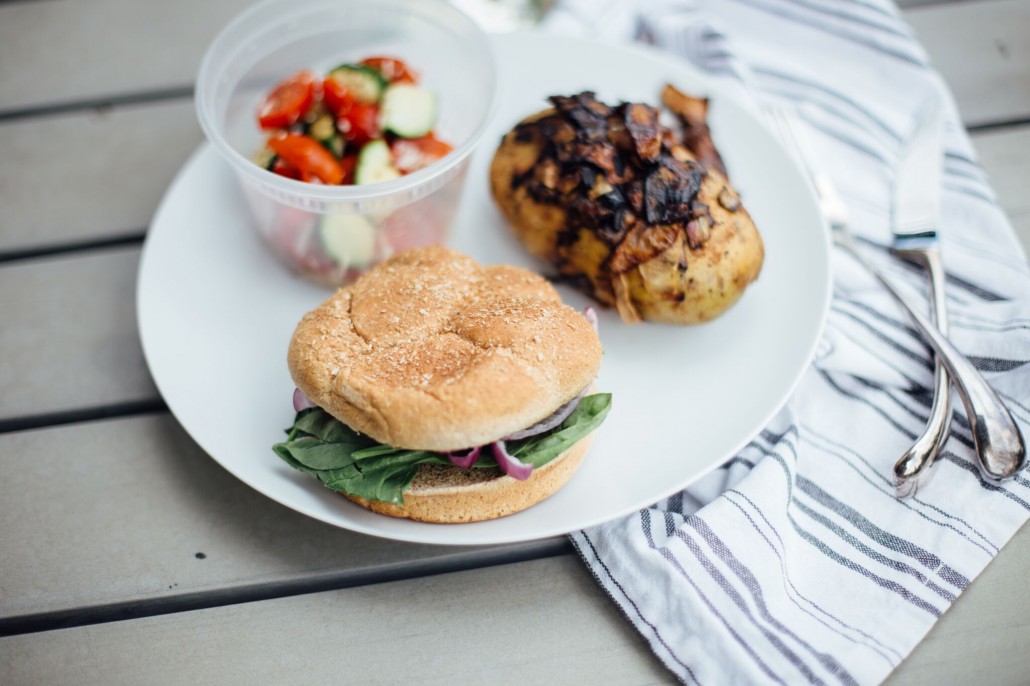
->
[343,434,595,524]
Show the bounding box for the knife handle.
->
[892,248,954,496]
[846,244,1026,481]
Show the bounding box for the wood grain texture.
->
[906,0,1030,128]
[0,1,1024,254]
[0,407,1026,683]
[0,0,1028,684]
[971,125,1030,254]
[886,521,1030,685]
[0,247,157,420]
[0,0,250,113]
[0,0,1023,128]
[0,414,562,623]
[0,556,674,686]
[0,102,203,253]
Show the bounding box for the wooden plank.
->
[895,0,953,7]
[886,521,1030,686]
[0,556,674,685]
[2,525,1029,685]
[0,414,562,624]
[0,0,1026,128]
[0,0,250,113]
[0,101,203,253]
[0,3,1025,255]
[970,125,1030,253]
[906,0,1030,128]
[0,247,157,420]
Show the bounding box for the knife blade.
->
[890,96,951,496]
[892,98,945,244]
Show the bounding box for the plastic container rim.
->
[194,0,499,205]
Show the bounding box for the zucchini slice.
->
[318,214,377,267]
[380,83,437,138]
[354,139,401,185]
[325,64,387,104]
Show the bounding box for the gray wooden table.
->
[1,0,1028,683]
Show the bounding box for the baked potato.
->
[489,86,763,325]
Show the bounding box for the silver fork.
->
[766,108,1026,483]
[887,101,951,496]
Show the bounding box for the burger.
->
[273,245,610,523]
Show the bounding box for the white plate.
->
[138,32,830,546]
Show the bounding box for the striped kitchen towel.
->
[545,1,1030,683]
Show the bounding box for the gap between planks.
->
[0,399,166,435]
[2,82,1029,132]
[0,537,572,638]
[0,231,146,265]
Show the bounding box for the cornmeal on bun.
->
[274,245,610,523]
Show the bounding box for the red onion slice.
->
[583,306,599,332]
[293,388,316,412]
[504,387,588,441]
[445,445,482,469]
[491,441,533,480]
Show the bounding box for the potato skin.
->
[614,169,764,324]
[489,101,764,325]
[489,110,569,261]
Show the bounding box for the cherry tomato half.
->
[267,133,344,185]
[339,154,359,185]
[321,76,355,116]
[257,71,316,130]
[336,102,380,146]
[390,134,454,174]
[359,56,418,84]
[270,157,302,180]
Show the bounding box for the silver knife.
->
[891,97,1026,490]
[891,97,952,497]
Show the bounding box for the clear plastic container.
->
[195,0,497,286]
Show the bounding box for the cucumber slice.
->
[326,64,386,104]
[354,139,401,185]
[380,83,437,138]
[319,214,377,267]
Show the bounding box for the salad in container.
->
[195,0,497,286]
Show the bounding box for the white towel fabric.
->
[541,1,1030,683]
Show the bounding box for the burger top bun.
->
[287,246,603,452]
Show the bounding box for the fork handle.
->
[892,248,953,496]
[844,244,1025,481]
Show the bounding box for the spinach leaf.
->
[323,464,420,504]
[273,408,443,504]
[285,437,361,471]
[351,444,407,461]
[294,407,375,447]
[272,394,611,504]
[321,464,417,504]
[273,443,318,475]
